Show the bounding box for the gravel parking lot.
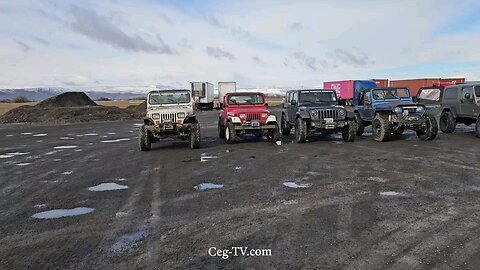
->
[1,109,480,269]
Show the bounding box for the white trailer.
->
[218,81,236,106]
[190,82,214,110]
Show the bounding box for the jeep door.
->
[288,91,299,123]
[359,91,375,121]
[283,92,291,122]
[460,86,477,117]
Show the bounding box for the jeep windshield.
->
[475,86,480,98]
[299,91,337,104]
[372,88,410,100]
[149,91,190,105]
[417,88,441,102]
[228,94,264,105]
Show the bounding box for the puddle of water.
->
[0,154,14,159]
[6,134,14,137]
[111,230,149,253]
[75,149,83,152]
[368,177,387,183]
[276,141,282,146]
[34,204,48,208]
[60,137,74,140]
[283,182,311,188]
[100,138,131,143]
[62,171,73,175]
[88,182,129,191]
[33,133,47,137]
[53,145,78,149]
[7,152,30,156]
[200,155,218,162]
[16,163,32,166]
[116,178,127,181]
[21,132,33,135]
[133,123,143,127]
[107,132,116,135]
[36,140,43,143]
[32,207,94,219]
[194,183,224,190]
[84,133,98,136]
[76,135,84,137]
[379,191,403,196]
[54,158,62,161]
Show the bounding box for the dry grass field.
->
[0,102,38,116]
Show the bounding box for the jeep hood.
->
[373,100,416,110]
[227,106,269,114]
[299,104,344,110]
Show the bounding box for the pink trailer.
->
[323,80,355,100]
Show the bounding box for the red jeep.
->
[218,92,280,143]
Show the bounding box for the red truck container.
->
[390,78,465,97]
[373,79,389,88]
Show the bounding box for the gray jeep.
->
[439,84,480,137]
[280,89,355,143]
[140,89,200,151]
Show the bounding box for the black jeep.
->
[280,89,355,143]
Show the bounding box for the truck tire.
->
[218,119,225,139]
[295,118,308,143]
[372,114,392,142]
[342,120,356,142]
[354,112,365,136]
[190,123,201,149]
[139,125,151,151]
[476,117,480,138]
[281,114,291,136]
[417,115,438,141]
[225,122,237,144]
[268,123,280,142]
[440,111,456,133]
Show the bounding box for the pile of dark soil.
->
[0,92,145,124]
[36,92,98,107]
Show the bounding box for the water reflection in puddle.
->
[111,230,149,253]
[100,138,131,143]
[88,182,128,191]
[283,182,311,188]
[195,183,224,190]
[379,191,403,196]
[32,207,94,219]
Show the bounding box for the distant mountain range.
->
[0,86,291,102]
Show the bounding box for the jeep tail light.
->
[261,113,268,118]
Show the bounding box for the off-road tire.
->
[225,122,237,144]
[354,112,365,136]
[416,115,438,141]
[281,114,291,136]
[372,114,392,142]
[342,120,356,142]
[190,123,201,149]
[268,123,280,142]
[476,117,480,138]
[218,119,225,139]
[393,127,405,135]
[295,118,308,143]
[139,125,151,151]
[440,111,456,133]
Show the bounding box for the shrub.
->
[96,97,111,101]
[12,96,30,103]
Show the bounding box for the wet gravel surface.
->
[1,109,480,269]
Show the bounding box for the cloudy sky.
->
[1,0,480,90]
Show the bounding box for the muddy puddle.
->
[88,183,128,191]
[283,182,311,188]
[32,207,94,219]
[195,183,224,190]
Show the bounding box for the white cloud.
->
[0,0,479,89]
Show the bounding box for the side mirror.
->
[264,103,269,107]
[291,100,297,106]
[464,93,472,99]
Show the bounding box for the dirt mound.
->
[125,100,146,118]
[0,106,138,124]
[36,92,98,108]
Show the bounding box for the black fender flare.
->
[143,118,155,125]
[183,114,198,124]
[296,111,310,119]
[441,106,458,118]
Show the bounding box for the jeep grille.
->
[317,109,339,119]
[160,113,177,123]
[246,113,261,120]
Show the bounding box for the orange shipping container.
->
[389,78,441,97]
[373,79,388,87]
[440,78,465,84]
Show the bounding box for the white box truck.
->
[218,81,236,107]
[190,82,214,110]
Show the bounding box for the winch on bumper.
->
[392,114,427,128]
[310,119,348,130]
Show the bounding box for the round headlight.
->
[177,112,186,118]
[416,106,425,114]
[152,113,160,119]
[239,114,246,119]
[394,107,403,114]
[339,109,346,116]
[310,110,317,116]
[261,113,268,118]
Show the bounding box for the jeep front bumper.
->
[233,120,276,130]
[310,119,348,130]
[396,115,426,127]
